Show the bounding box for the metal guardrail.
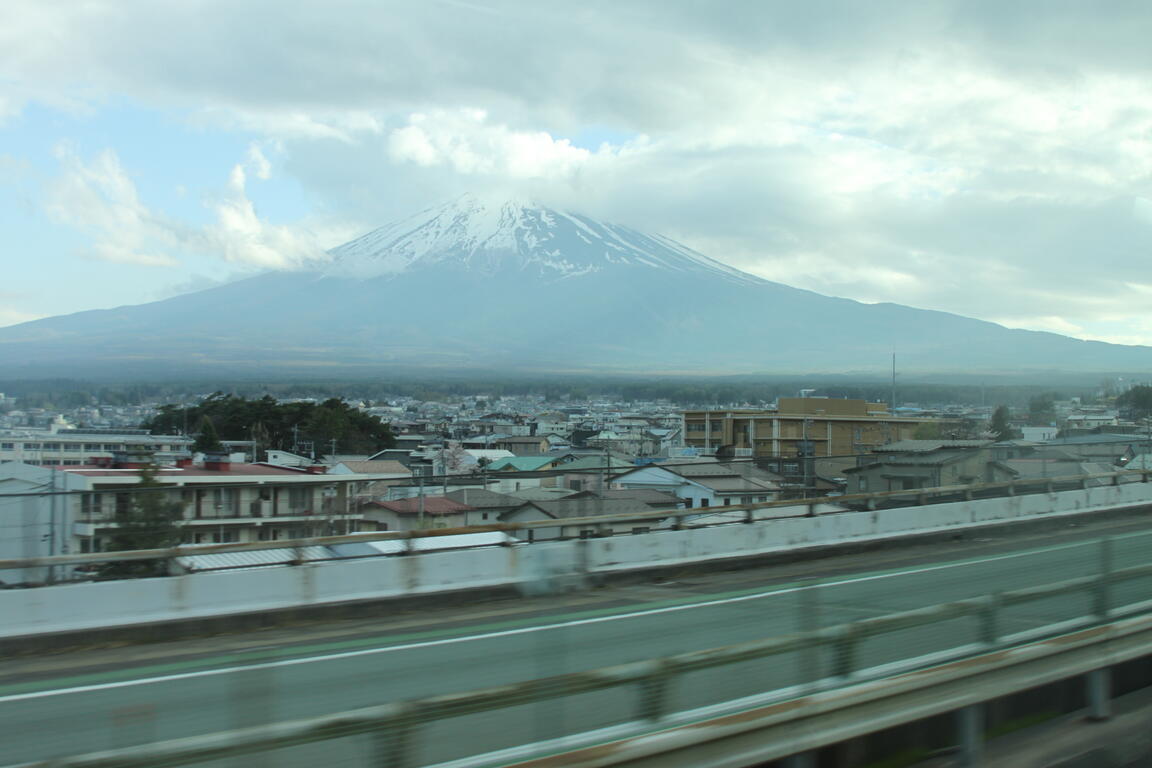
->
[1,467,1148,573]
[13,539,1152,768]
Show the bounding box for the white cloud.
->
[46,146,184,267]
[0,307,45,328]
[205,157,327,268]
[46,144,328,271]
[388,110,597,179]
[246,143,272,180]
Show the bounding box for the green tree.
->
[912,422,943,440]
[1027,393,1059,426]
[193,416,225,453]
[99,464,183,579]
[1117,385,1152,421]
[989,405,1020,441]
[145,395,396,455]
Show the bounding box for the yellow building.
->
[682,398,932,457]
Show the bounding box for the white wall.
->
[5,480,1152,639]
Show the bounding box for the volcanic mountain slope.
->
[1,195,1148,376]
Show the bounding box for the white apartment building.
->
[0,430,193,467]
[0,456,402,585]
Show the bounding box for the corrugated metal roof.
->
[488,456,556,472]
[365,497,474,515]
[176,546,333,572]
[331,531,515,556]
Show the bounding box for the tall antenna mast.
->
[891,352,897,413]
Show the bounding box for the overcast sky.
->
[3,0,1152,345]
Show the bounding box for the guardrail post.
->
[832,624,858,679]
[783,752,817,768]
[373,718,415,768]
[979,594,1001,647]
[798,581,822,688]
[1087,668,1112,721]
[956,704,984,767]
[1094,537,1114,620]
[637,661,672,721]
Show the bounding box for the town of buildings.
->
[2,386,1150,586]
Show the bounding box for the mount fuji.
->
[1,195,1149,377]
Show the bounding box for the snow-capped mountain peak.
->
[321,194,765,285]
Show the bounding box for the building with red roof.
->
[359,496,478,530]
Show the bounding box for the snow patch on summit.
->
[322,194,766,286]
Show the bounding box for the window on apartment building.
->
[84,444,102,451]
[212,487,238,516]
[24,460,39,465]
[63,460,80,466]
[212,530,239,543]
[631,527,650,535]
[700,499,710,507]
[42,459,60,466]
[287,486,311,512]
[758,496,768,502]
[103,444,119,451]
[684,498,693,508]
[24,443,40,450]
[63,444,81,451]
[80,539,92,553]
[0,443,13,450]
[723,497,731,505]
[42,443,60,450]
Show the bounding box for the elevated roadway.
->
[4,514,1152,767]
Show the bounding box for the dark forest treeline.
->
[144,394,396,457]
[0,374,1113,410]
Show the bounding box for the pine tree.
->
[99,463,184,578]
[989,406,1019,441]
[193,416,225,454]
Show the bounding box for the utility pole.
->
[418,472,426,529]
[601,441,610,493]
[47,466,58,585]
